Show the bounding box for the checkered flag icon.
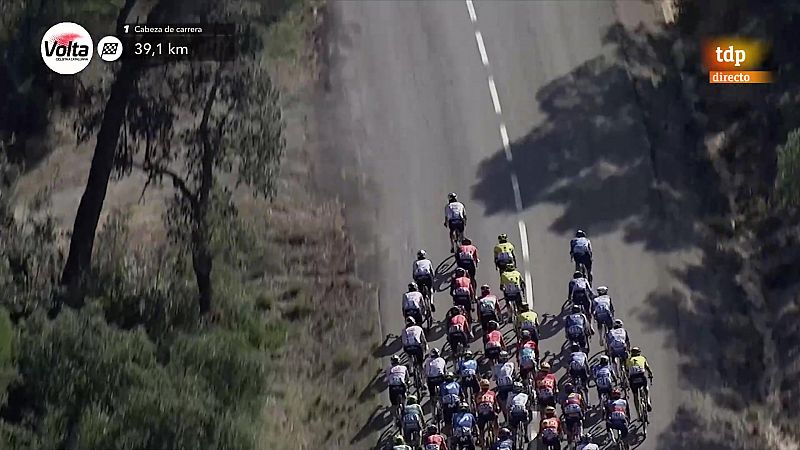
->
[101,42,119,56]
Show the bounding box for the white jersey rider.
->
[412,249,435,310]
[443,192,466,253]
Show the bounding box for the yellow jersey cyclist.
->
[499,263,525,314]
[514,302,540,344]
[623,347,654,413]
[493,234,517,271]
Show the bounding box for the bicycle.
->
[479,421,496,450]
[513,417,528,450]
[566,417,583,447]
[632,379,652,436]
[573,375,591,406]
[608,424,630,450]
[421,294,434,333]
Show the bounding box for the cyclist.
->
[444,192,467,253]
[515,302,540,344]
[458,350,480,400]
[564,304,592,351]
[506,382,531,444]
[539,406,563,450]
[447,306,472,355]
[440,372,463,432]
[412,249,435,311]
[568,271,594,321]
[492,350,516,420]
[570,229,593,282]
[576,434,600,450]
[591,355,617,408]
[452,402,478,450]
[456,237,480,286]
[401,395,425,445]
[483,320,506,362]
[499,263,525,315]
[561,382,586,442]
[567,343,590,393]
[605,388,631,441]
[490,427,514,450]
[392,434,412,450]
[592,286,615,333]
[518,330,539,383]
[423,424,449,450]
[607,319,631,369]
[401,317,427,368]
[493,233,516,272]
[535,362,558,409]
[624,347,654,412]
[476,379,500,446]
[424,348,446,396]
[477,285,503,331]
[402,282,424,326]
[386,355,409,416]
[451,268,475,323]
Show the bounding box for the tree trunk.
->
[191,226,213,315]
[59,0,170,302]
[60,65,139,300]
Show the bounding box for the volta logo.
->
[41,22,94,74]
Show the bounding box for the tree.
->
[60,0,173,304]
[776,128,800,208]
[120,57,284,315]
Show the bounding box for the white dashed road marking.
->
[465,0,535,306]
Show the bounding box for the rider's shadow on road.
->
[433,255,456,293]
[351,404,394,445]
[358,368,389,403]
[372,334,402,359]
[539,310,566,341]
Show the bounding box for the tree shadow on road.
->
[471,22,721,253]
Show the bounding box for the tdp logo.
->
[715,45,746,67]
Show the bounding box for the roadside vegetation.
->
[640,1,800,448]
[0,0,378,449]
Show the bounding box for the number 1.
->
[123,25,129,33]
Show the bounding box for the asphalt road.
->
[324,1,691,448]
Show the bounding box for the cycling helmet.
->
[448,306,461,316]
[455,267,466,276]
[480,284,491,294]
[579,434,592,444]
[597,286,608,295]
[393,435,405,445]
[487,320,499,331]
[498,233,508,243]
[408,281,418,291]
[464,350,474,359]
[461,237,472,245]
[544,406,556,416]
[499,350,509,361]
[407,394,418,404]
[458,401,470,411]
[505,263,516,271]
[390,355,400,365]
[405,316,416,326]
[563,382,574,393]
[575,229,586,238]
[631,347,641,356]
[513,381,524,392]
[539,362,551,372]
[599,355,610,365]
[445,372,455,381]
[520,330,531,341]
[519,302,529,311]
[426,424,439,434]
[573,271,583,279]
[430,348,440,357]
[613,319,624,328]
[448,192,458,202]
[499,427,512,439]
[479,378,491,389]
[570,343,581,353]
[417,249,427,259]
[611,388,622,399]
[571,305,582,313]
